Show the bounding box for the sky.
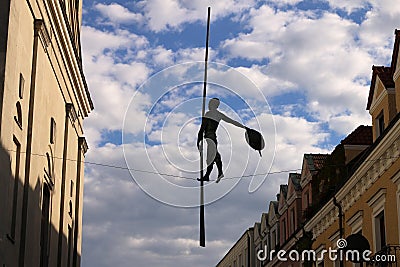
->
[79,0,400,266]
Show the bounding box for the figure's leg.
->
[203,138,216,181]
[214,151,224,183]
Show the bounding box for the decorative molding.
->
[394,67,400,82]
[34,19,51,53]
[347,210,363,233]
[367,188,386,214]
[369,86,395,115]
[305,119,400,240]
[66,103,77,123]
[343,144,370,150]
[78,137,88,155]
[328,230,340,243]
[391,169,400,185]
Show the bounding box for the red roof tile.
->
[341,125,373,146]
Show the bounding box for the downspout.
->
[19,19,43,267]
[333,197,344,267]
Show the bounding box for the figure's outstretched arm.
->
[221,113,245,129]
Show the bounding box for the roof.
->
[289,173,302,191]
[270,200,279,214]
[280,184,288,199]
[366,66,395,110]
[390,29,400,76]
[304,153,329,171]
[215,227,254,266]
[341,125,373,146]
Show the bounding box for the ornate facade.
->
[0,0,93,266]
[216,28,400,267]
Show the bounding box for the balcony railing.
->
[367,245,400,267]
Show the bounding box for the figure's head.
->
[208,98,220,110]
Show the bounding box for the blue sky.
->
[79,0,400,266]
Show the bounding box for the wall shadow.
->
[0,141,81,266]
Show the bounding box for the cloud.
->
[324,0,369,13]
[79,0,400,266]
[138,0,255,32]
[95,3,144,25]
[81,26,148,59]
[82,111,329,266]
[221,6,375,133]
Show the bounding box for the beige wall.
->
[307,118,400,267]
[0,0,92,266]
[217,229,255,267]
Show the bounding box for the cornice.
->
[34,19,51,52]
[369,86,395,115]
[394,66,400,82]
[305,119,400,240]
[78,137,88,154]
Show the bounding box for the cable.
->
[3,148,400,182]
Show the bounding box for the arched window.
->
[14,102,22,128]
[45,153,52,179]
[43,151,55,190]
[68,200,73,217]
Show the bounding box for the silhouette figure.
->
[197,98,245,183]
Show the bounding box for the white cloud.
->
[81,26,148,59]
[138,0,255,32]
[95,3,144,24]
[80,0,400,266]
[325,0,369,13]
[82,110,331,265]
[222,6,375,133]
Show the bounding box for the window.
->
[70,180,74,197]
[376,111,385,136]
[9,137,21,241]
[375,211,386,251]
[14,102,22,129]
[233,260,237,267]
[347,211,363,234]
[271,230,276,249]
[45,153,52,179]
[69,200,73,218]
[239,254,242,267]
[282,218,286,241]
[50,118,56,144]
[19,73,25,99]
[290,209,295,234]
[303,190,309,209]
[368,189,386,252]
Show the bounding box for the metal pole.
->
[200,6,211,247]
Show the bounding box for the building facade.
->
[216,228,255,267]
[216,29,400,267]
[305,29,400,267]
[0,0,93,266]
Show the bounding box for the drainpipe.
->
[333,197,344,267]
